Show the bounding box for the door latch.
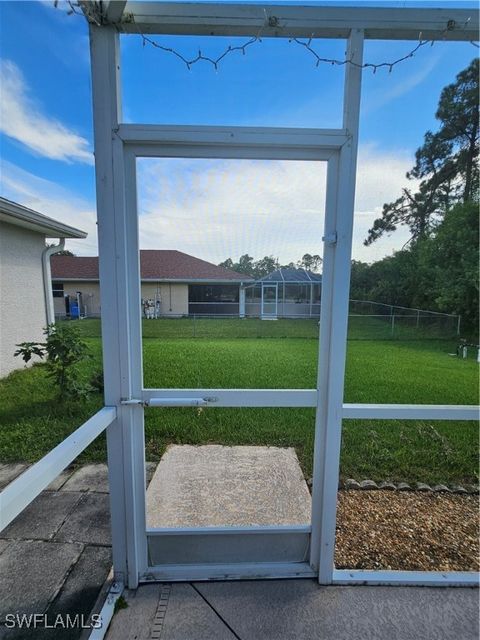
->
[322,232,337,245]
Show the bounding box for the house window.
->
[189,285,239,303]
[52,282,64,298]
[188,284,239,315]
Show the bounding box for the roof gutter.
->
[43,239,65,325]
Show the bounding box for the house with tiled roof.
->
[50,250,253,318]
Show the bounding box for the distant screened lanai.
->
[246,267,322,319]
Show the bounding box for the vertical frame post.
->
[89,25,147,588]
[310,29,364,583]
[239,286,246,318]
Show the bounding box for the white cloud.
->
[137,158,327,265]
[0,146,416,265]
[352,144,416,262]
[0,59,93,164]
[0,160,97,255]
[362,54,440,115]
[136,146,416,265]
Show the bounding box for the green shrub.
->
[15,323,92,400]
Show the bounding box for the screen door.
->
[120,126,346,581]
[261,283,278,318]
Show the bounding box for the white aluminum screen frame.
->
[121,127,344,583]
[87,5,479,589]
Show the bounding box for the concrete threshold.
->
[146,445,312,528]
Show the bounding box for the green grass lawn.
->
[0,318,478,485]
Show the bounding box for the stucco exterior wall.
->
[141,282,188,316]
[54,282,102,317]
[0,222,47,378]
[53,281,189,318]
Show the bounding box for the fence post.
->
[457,316,461,336]
[391,314,395,338]
[416,309,420,329]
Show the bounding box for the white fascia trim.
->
[0,197,87,239]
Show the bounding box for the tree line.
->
[219,253,322,279]
[354,59,478,334]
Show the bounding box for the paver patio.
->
[0,462,156,640]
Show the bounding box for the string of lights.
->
[289,37,431,74]
[137,31,262,71]
[134,24,433,74]
[60,1,480,73]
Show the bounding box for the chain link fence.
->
[141,300,460,341]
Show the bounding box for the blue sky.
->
[0,0,477,262]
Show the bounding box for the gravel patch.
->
[335,490,479,572]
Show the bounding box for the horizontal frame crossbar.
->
[130,144,333,160]
[119,125,347,160]
[0,406,116,531]
[147,525,311,535]
[142,389,479,420]
[119,3,479,41]
[141,562,316,582]
[147,525,311,565]
[333,569,479,587]
[343,403,479,421]
[119,124,348,148]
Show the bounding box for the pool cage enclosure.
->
[246,268,322,319]
[0,4,478,627]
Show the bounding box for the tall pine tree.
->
[365,58,479,246]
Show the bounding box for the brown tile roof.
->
[51,250,253,282]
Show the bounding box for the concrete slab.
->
[2,491,82,541]
[105,584,163,640]
[59,463,157,494]
[159,584,237,640]
[194,580,480,640]
[0,540,10,556]
[54,493,111,546]
[103,579,479,640]
[61,464,109,493]
[105,584,236,640]
[0,540,83,621]
[0,463,28,490]
[47,468,75,491]
[47,546,112,626]
[146,445,311,527]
